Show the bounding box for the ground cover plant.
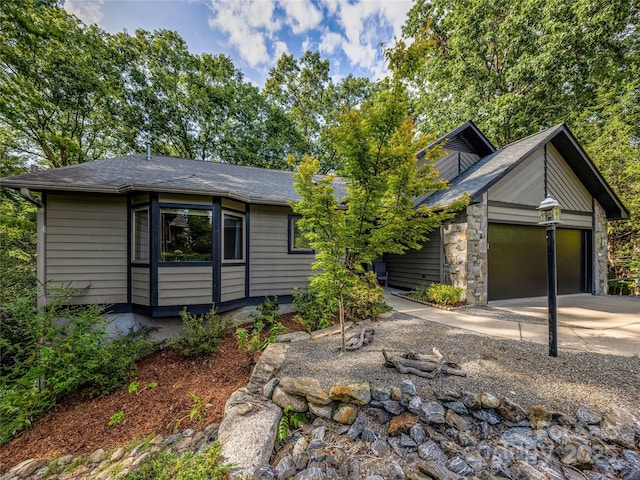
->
[0,285,153,444]
[235,296,288,361]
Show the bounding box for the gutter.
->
[19,188,43,207]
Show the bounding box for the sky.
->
[64,0,413,87]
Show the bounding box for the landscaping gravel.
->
[278,312,640,416]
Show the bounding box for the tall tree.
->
[0,0,125,168]
[389,0,636,147]
[292,81,467,351]
[265,51,375,172]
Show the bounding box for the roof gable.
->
[417,124,629,220]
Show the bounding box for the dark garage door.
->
[488,224,591,300]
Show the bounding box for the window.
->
[288,215,313,253]
[132,208,149,262]
[160,208,212,262]
[223,212,244,262]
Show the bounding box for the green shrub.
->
[277,404,308,441]
[123,442,230,480]
[0,284,152,444]
[345,271,391,322]
[235,297,287,359]
[414,283,465,306]
[292,284,338,332]
[174,307,230,358]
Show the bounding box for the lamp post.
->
[537,196,562,357]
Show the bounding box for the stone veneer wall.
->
[442,197,489,305]
[465,201,489,305]
[594,200,608,295]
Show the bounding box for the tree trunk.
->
[339,290,345,353]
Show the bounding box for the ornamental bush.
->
[345,271,391,321]
[0,284,152,444]
[292,284,338,333]
[414,283,465,306]
[174,307,231,358]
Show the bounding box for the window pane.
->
[161,208,212,262]
[133,209,149,262]
[290,216,312,251]
[223,214,244,261]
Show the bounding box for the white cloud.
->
[301,38,314,52]
[319,30,342,55]
[331,0,412,75]
[208,1,281,68]
[64,0,104,25]
[207,0,413,79]
[273,41,289,59]
[280,0,322,34]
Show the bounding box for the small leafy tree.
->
[292,80,467,352]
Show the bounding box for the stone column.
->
[593,200,608,295]
[465,199,489,305]
[442,213,468,299]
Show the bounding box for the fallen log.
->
[345,326,375,351]
[382,348,467,378]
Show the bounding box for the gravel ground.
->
[278,312,640,416]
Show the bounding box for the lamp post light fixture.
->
[537,196,562,357]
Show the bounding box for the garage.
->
[488,223,591,301]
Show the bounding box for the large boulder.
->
[218,388,282,478]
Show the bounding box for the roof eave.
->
[1,181,295,207]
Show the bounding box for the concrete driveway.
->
[386,292,640,357]
[489,294,640,328]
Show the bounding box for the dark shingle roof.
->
[0,155,346,206]
[1,123,628,219]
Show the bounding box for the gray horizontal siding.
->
[249,205,314,297]
[132,267,150,306]
[158,266,212,306]
[46,194,127,305]
[221,265,245,302]
[384,230,441,289]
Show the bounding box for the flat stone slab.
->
[277,331,311,343]
[247,343,289,393]
[310,321,353,339]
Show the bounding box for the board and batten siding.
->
[157,266,213,306]
[131,267,150,305]
[487,144,593,228]
[45,194,127,305]
[249,205,314,297]
[221,265,245,302]
[384,230,441,289]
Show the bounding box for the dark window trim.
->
[245,207,250,299]
[212,199,222,303]
[157,261,214,267]
[222,210,246,263]
[131,206,151,264]
[159,204,214,264]
[157,202,213,210]
[221,262,245,268]
[288,214,314,254]
[150,193,159,307]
